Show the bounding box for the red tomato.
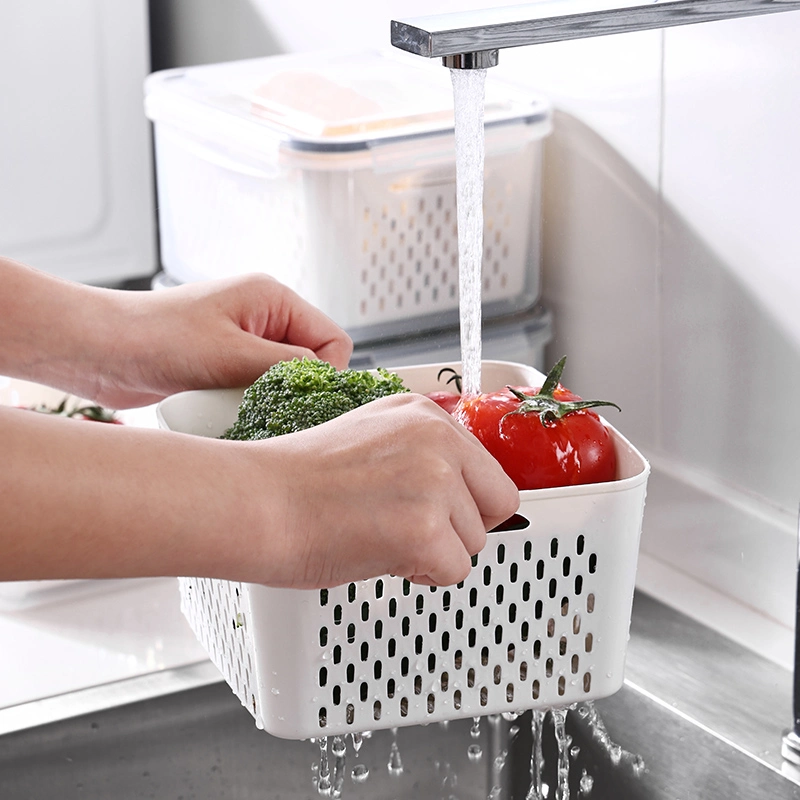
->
[453,357,619,491]
[425,367,463,414]
[425,390,461,415]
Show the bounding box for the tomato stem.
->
[436,367,463,394]
[504,356,621,426]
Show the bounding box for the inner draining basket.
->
[161,360,649,740]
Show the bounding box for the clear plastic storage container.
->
[350,305,552,372]
[144,50,552,342]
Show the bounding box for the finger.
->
[312,337,355,371]
[447,485,489,557]
[454,431,520,529]
[421,401,520,528]
[244,281,353,369]
[398,515,475,587]
[407,574,438,587]
[421,539,474,586]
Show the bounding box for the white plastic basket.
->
[157,360,649,740]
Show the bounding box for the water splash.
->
[578,768,594,796]
[552,708,570,800]
[526,710,546,800]
[316,736,332,797]
[388,727,404,777]
[579,702,645,775]
[439,760,458,797]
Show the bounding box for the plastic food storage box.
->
[350,304,552,371]
[157,360,649,740]
[144,50,552,342]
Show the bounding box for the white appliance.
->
[0,0,157,285]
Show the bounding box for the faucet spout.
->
[391,0,800,68]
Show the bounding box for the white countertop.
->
[0,389,208,711]
[0,577,208,710]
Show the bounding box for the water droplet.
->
[351,764,369,783]
[631,754,646,776]
[579,768,594,795]
[270,687,280,695]
[470,717,481,738]
[467,743,483,762]
[502,711,519,722]
[351,732,364,753]
[388,741,404,776]
[570,745,581,759]
[331,736,346,757]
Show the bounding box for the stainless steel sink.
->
[0,683,493,799]
[2,593,800,799]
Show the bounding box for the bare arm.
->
[0,256,353,408]
[1,257,519,588]
[1,395,518,588]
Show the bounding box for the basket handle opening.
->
[490,513,531,533]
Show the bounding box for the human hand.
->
[238,393,520,589]
[88,274,353,409]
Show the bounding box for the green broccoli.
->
[220,357,409,441]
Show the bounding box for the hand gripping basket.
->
[156,360,649,740]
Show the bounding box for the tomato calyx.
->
[436,367,462,393]
[503,356,621,426]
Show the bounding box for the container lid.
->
[144,49,551,157]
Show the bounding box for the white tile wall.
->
[512,12,800,664]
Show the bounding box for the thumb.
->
[223,338,323,388]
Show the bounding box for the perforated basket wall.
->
[152,124,544,337]
[161,361,649,740]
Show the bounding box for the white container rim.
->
[144,50,552,166]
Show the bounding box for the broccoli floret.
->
[221,358,409,441]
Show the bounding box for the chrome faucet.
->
[391,0,800,68]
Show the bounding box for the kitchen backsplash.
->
[499,12,800,664]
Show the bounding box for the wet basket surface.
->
[157,360,649,740]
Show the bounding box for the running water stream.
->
[450,67,488,397]
[309,62,643,800]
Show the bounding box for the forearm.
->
[0,406,284,583]
[0,256,120,398]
